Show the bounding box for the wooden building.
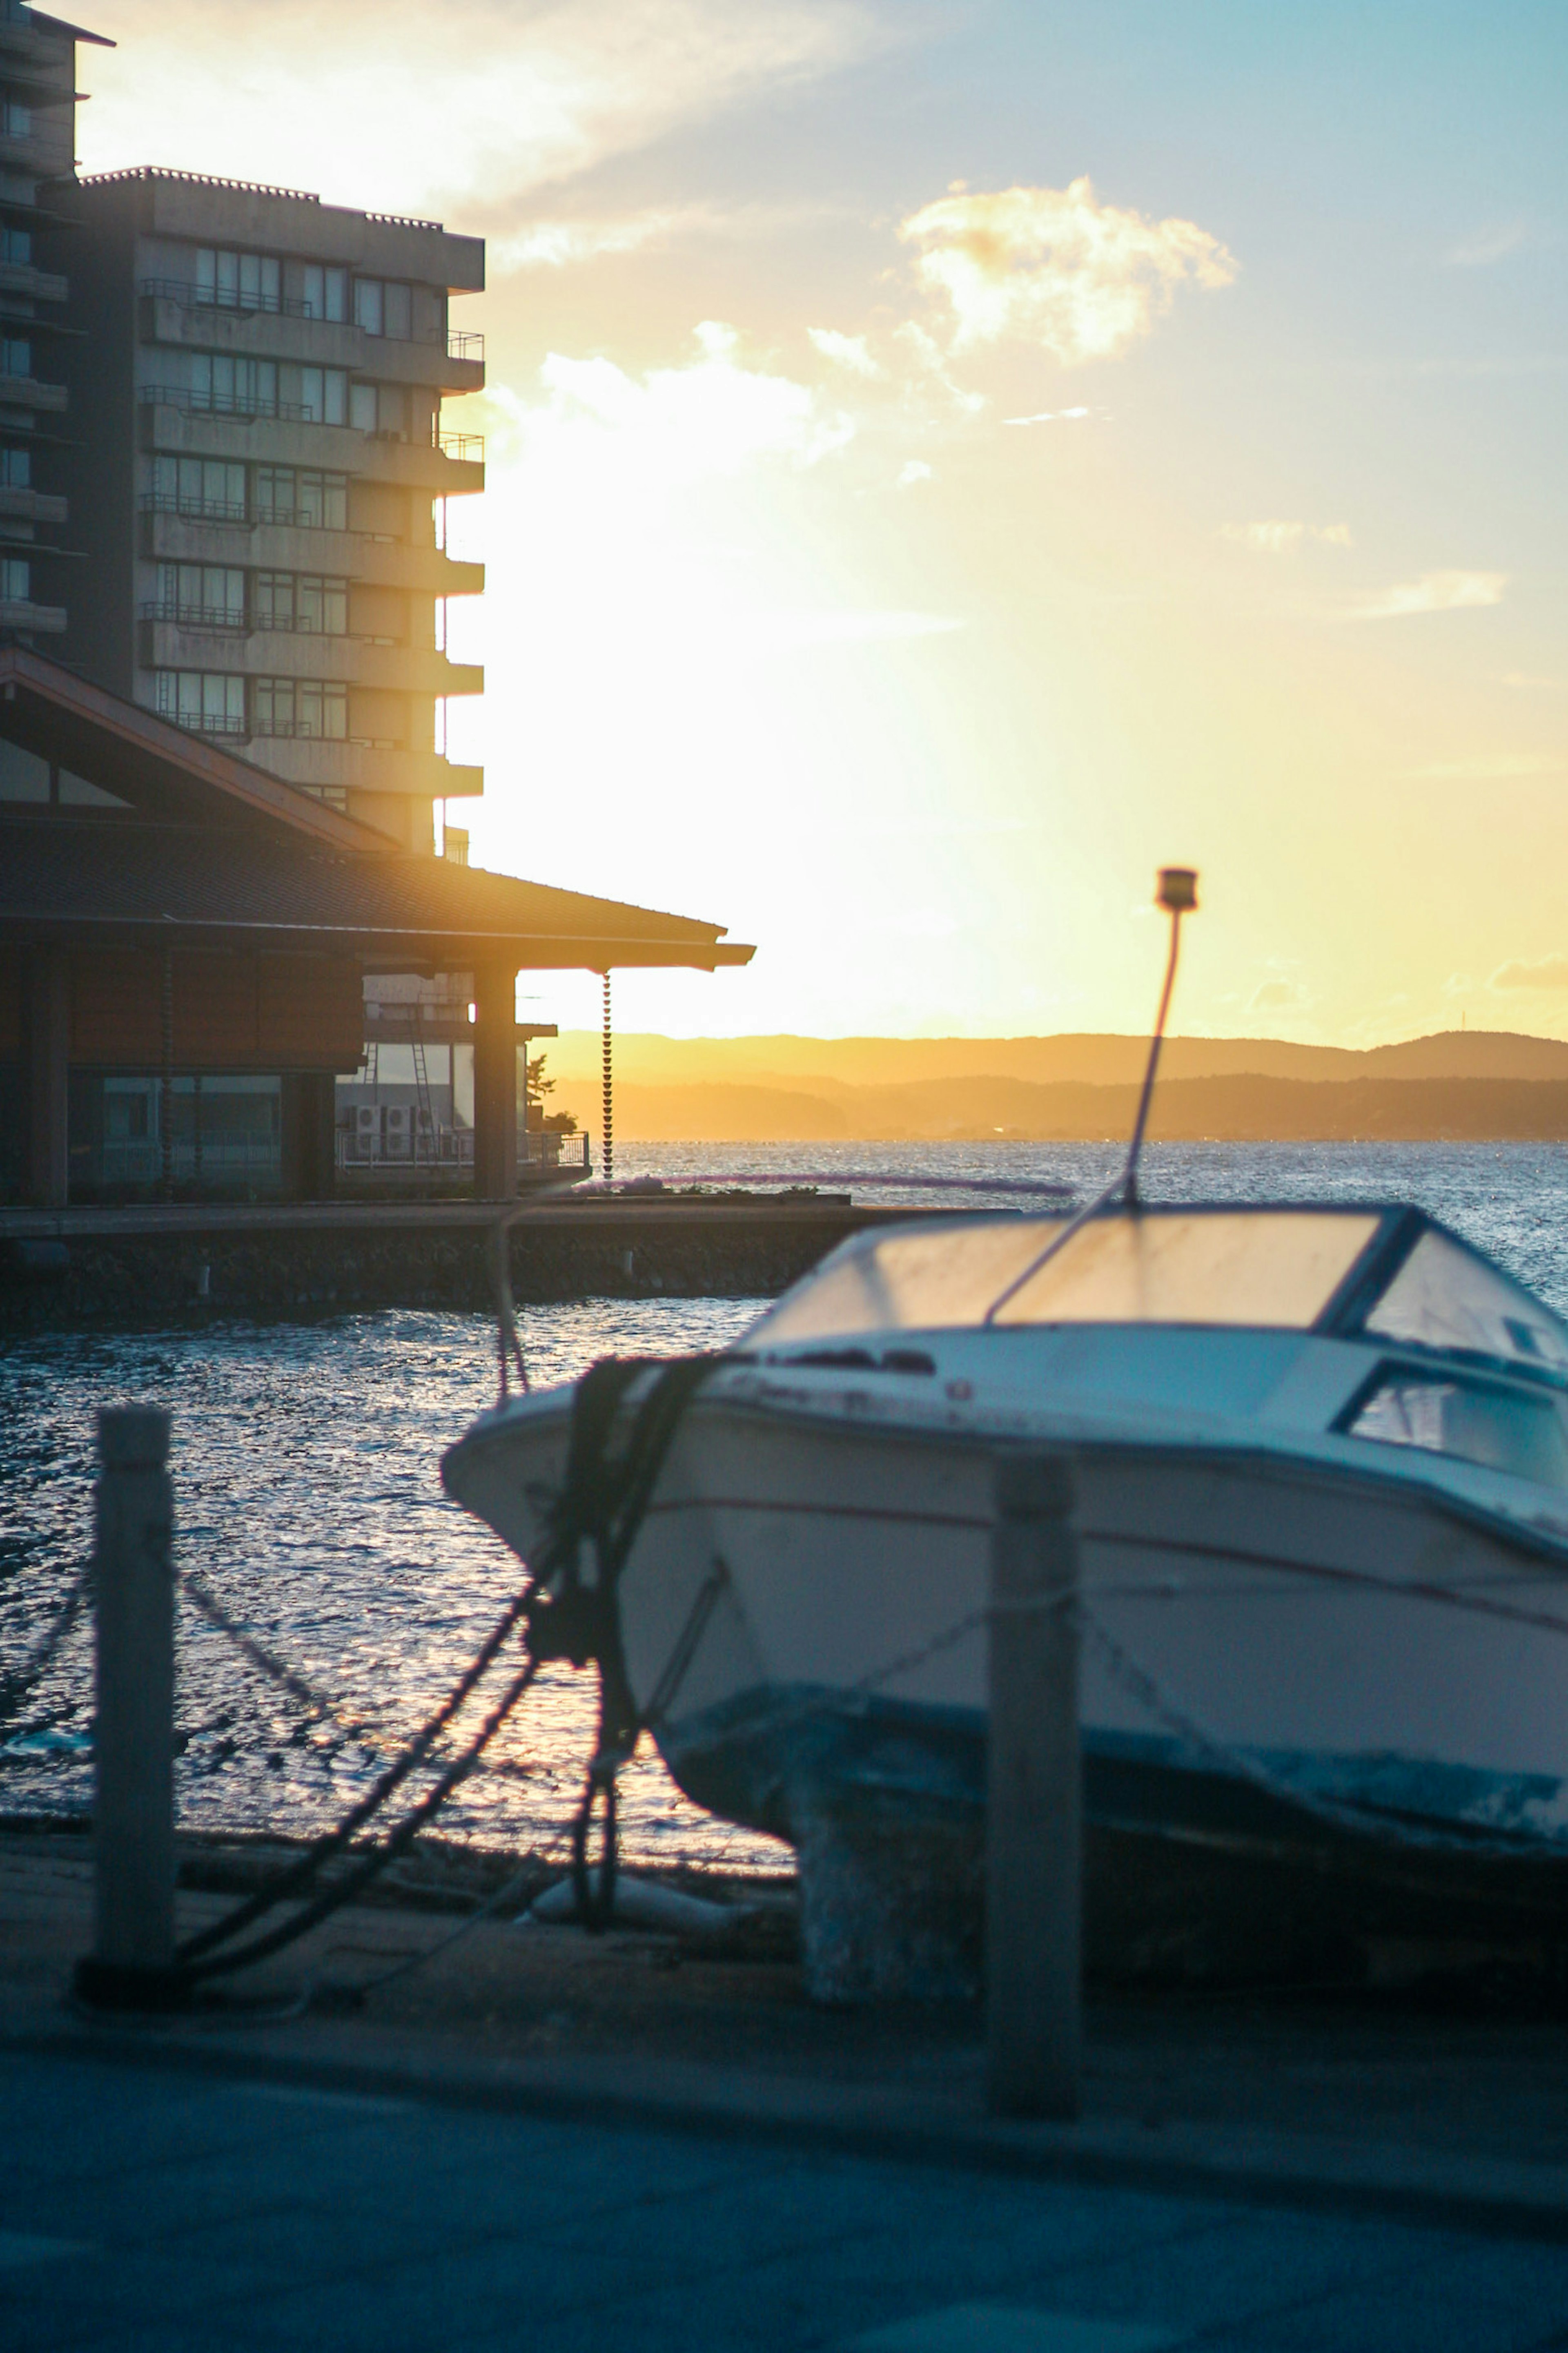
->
[0,648,753,1205]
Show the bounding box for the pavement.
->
[8,1833,1568,2350]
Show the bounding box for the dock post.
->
[74,1406,182,2012]
[987,1452,1081,2119]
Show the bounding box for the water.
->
[5,1141,1568,1874]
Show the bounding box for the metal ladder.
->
[410,1003,435,1164]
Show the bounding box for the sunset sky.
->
[74,2,1566,1044]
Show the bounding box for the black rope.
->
[183,1655,540,1983]
[176,1572,539,1965]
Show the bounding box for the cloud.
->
[1491,955,1568,992]
[1248,978,1307,1012]
[757,610,964,649]
[492,205,736,272]
[808,328,882,379]
[1004,408,1091,426]
[897,459,934,487]
[1222,520,1352,554]
[472,322,854,500]
[1349,571,1508,620]
[1498,671,1567,691]
[76,0,880,222]
[1446,219,1529,268]
[1403,754,1564,781]
[898,176,1238,364]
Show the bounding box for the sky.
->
[72,1,1568,1044]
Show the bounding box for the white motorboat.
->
[443,876,1568,1985]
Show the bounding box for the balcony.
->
[0,483,65,525]
[0,258,65,303]
[138,397,484,494]
[138,612,483,696]
[137,288,485,393]
[0,593,64,632]
[0,369,64,413]
[136,503,483,594]
[243,736,483,800]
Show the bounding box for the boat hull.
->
[445,1375,1568,1985]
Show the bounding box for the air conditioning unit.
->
[384,1104,411,1159]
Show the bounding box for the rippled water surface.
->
[5,1139,1568,1871]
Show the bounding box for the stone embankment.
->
[0,1195,936,1328]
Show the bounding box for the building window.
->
[195,247,281,314]
[1,100,31,138]
[298,366,347,427]
[0,337,30,378]
[149,455,246,522]
[154,562,245,629]
[302,264,347,323]
[0,554,28,602]
[254,572,347,635]
[252,676,347,740]
[1,226,30,265]
[349,382,377,433]
[353,278,411,339]
[155,670,247,735]
[0,445,29,487]
[254,466,348,531]
[190,353,278,418]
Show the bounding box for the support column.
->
[472,960,519,1200]
[22,942,69,1209]
[284,1072,337,1202]
[74,1406,179,2011]
[601,970,613,1184]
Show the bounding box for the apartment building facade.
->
[51,167,485,850]
[0,2,109,645]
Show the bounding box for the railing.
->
[252,718,347,741]
[140,276,316,321]
[163,710,250,739]
[334,1129,591,1175]
[447,329,484,362]
[250,611,353,639]
[434,430,484,463]
[139,491,249,525]
[139,384,315,424]
[139,599,246,633]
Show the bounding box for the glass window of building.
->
[195,247,281,313]
[349,381,377,433]
[302,263,347,323]
[155,671,247,734]
[192,353,277,417]
[254,467,347,529]
[156,562,245,626]
[0,336,30,378]
[298,367,347,427]
[0,554,28,601]
[354,279,412,339]
[252,573,344,633]
[1,445,29,486]
[1,101,31,137]
[253,676,347,738]
[149,456,246,520]
[1,225,29,264]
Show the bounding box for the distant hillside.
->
[549,1027,1568,1095]
[550,1068,1568,1145]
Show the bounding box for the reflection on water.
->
[5,1140,1568,1872]
[0,1298,777,1871]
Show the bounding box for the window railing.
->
[447,329,484,362]
[139,599,247,633]
[252,718,348,740]
[139,384,316,424]
[139,491,250,525]
[434,430,483,462]
[165,709,249,738]
[140,276,316,321]
[251,611,350,638]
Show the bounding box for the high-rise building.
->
[53,167,485,850]
[0,2,109,647]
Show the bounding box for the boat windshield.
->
[748,1210,1381,1344]
[1364,1228,1568,1375]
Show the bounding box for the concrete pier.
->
[0,1195,953,1329]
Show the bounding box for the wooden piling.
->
[74,1405,182,2011]
[987,1451,1081,2119]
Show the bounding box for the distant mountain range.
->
[540,1029,1568,1143]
